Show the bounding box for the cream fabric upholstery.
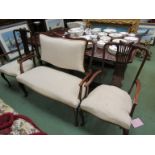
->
[0,59,34,76]
[17,66,85,108]
[81,85,132,129]
[40,34,86,73]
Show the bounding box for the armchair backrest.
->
[13,29,34,58]
[102,42,149,92]
[40,34,87,73]
[103,41,135,64]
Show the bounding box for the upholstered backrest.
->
[40,34,86,73]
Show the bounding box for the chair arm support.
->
[84,69,102,87]
[133,80,141,105]
[83,70,102,98]
[130,80,141,117]
[78,70,93,101]
[79,70,93,87]
[0,50,17,58]
[17,52,35,74]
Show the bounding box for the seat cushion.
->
[16,66,85,108]
[81,85,132,129]
[0,59,34,76]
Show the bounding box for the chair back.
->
[103,41,135,65]
[102,42,149,93]
[13,29,34,58]
[40,34,88,73]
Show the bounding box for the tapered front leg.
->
[18,82,28,97]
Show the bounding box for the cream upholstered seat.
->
[17,66,85,108]
[81,84,132,129]
[0,59,33,76]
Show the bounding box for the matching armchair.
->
[0,29,35,87]
[78,42,149,134]
[16,34,95,125]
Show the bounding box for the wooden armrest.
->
[17,52,35,64]
[130,80,141,117]
[17,52,35,74]
[78,70,93,101]
[0,50,17,58]
[133,80,141,105]
[84,70,102,87]
[79,70,93,87]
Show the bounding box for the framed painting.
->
[45,19,64,31]
[138,23,155,45]
[0,21,29,60]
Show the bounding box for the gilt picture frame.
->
[0,21,29,60]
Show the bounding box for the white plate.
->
[109,33,123,38]
[108,45,117,55]
[120,32,129,36]
[100,36,111,42]
[128,33,136,37]
[103,28,117,33]
[112,39,127,43]
[124,36,139,43]
[91,28,102,35]
[98,32,107,37]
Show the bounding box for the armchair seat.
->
[81,85,132,129]
[0,59,33,76]
[17,66,85,108]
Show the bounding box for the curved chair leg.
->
[1,73,11,87]
[18,83,28,97]
[123,128,129,135]
[79,109,85,126]
[74,108,79,127]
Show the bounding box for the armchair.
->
[0,29,35,87]
[79,43,149,134]
[16,34,95,125]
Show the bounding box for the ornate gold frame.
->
[85,19,140,33]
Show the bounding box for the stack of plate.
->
[112,39,127,43]
[108,45,117,55]
[124,36,139,43]
[120,32,129,36]
[109,33,123,38]
[68,27,84,38]
[97,40,106,48]
[100,36,111,42]
[128,33,136,37]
